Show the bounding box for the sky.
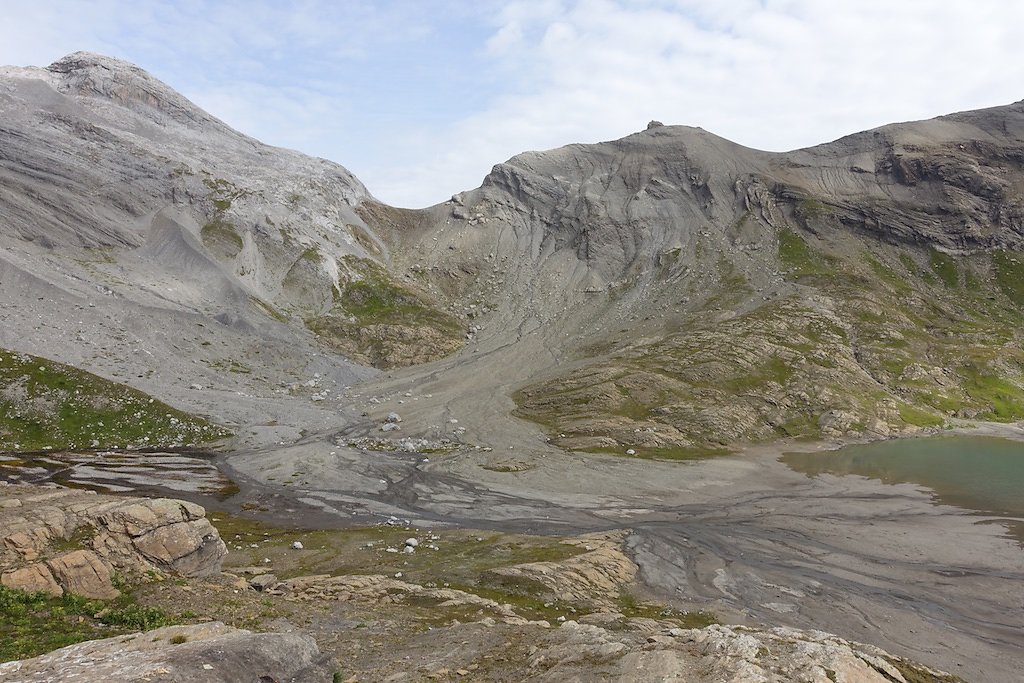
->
[2,0,1024,208]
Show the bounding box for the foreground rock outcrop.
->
[518,620,964,683]
[0,483,225,598]
[0,622,333,683]
[0,484,967,682]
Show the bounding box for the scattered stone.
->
[385,412,402,423]
[291,541,304,550]
[249,574,278,591]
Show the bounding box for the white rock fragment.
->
[291,541,304,550]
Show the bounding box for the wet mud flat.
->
[223,437,1024,683]
[0,450,238,510]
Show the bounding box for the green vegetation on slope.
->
[307,256,464,368]
[777,227,839,280]
[993,250,1024,306]
[200,217,243,257]
[0,350,231,452]
[514,235,1024,457]
[199,176,246,259]
[332,257,460,329]
[928,248,959,288]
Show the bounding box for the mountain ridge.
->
[3,52,1024,456]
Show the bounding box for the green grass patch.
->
[928,248,959,288]
[329,257,459,329]
[200,218,243,255]
[306,256,464,367]
[777,228,836,280]
[911,389,963,415]
[865,254,912,294]
[797,197,828,219]
[898,252,919,275]
[0,585,176,663]
[212,514,583,588]
[591,445,731,462]
[724,355,794,391]
[993,250,1024,306]
[898,403,944,428]
[0,349,230,452]
[883,657,967,683]
[964,267,982,291]
[960,368,1024,420]
[774,414,821,440]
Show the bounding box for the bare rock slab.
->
[0,622,334,683]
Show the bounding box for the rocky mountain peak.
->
[43,50,224,129]
[47,50,145,75]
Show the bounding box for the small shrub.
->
[99,604,175,630]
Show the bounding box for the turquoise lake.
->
[781,436,1024,519]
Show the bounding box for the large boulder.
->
[96,498,225,577]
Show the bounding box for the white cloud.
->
[1,1,1023,207]
[373,0,1024,206]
